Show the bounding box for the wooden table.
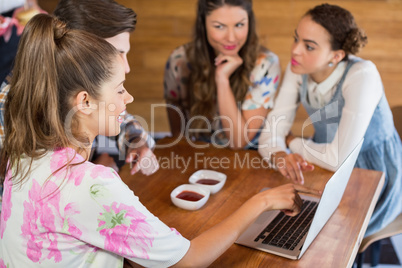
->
[120,138,385,268]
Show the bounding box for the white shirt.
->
[306,61,347,108]
[258,56,383,171]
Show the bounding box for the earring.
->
[328,62,334,67]
[83,100,90,108]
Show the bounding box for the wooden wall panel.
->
[39,0,402,135]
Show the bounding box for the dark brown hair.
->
[186,0,259,133]
[53,0,137,38]
[0,14,119,185]
[305,3,367,60]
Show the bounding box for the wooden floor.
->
[38,0,402,135]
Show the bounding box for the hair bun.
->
[53,19,68,40]
[343,28,368,55]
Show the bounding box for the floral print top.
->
[0,148,190,267]
[164,44,281,121]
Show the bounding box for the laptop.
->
[235,139,363,260]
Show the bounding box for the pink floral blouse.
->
[0,148,189,267]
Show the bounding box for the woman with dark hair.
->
[164,0,281,149]
[259,4,402,237]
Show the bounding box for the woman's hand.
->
[272,151,315,185]
[171,183,321,268]
[214,54,243,85]
[126,145,159,176]
[259,183,321,216]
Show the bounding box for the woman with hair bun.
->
[259,3,402,237]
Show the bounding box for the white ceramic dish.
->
[189,169,227,194]
[170,184,210,210]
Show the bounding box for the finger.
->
[214,55,228,65]
[287,194,303,216]
[294,184,322,196]
[141,168,151,176]
[126,153,133,163]
[281,209,297,216]
[281,208,300,217]
[126,152,139,164]
[301,163,315,172]
[288,160,304,185]
[141,162,156,175]
[215,59,228,66]
[294,155,314,172]
[130,162,140,175]
[278,167,290,179]
[139,154,159,176]
[297,166,305,185]
[295,192,303,208]
[292,161,304,184]
[285,164,299,184]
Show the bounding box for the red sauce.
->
[176,191,204,202]
[196,178,220,185]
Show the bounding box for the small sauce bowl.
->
[170,184,210,210]
[189,169,226,194]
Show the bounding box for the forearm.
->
[173,194,266,267]
[217,86,246,149]
[258,110,294,160]
[289,107,377,171]
[217,80,260,149]
[270,151,288,168]
[258,98,299,161]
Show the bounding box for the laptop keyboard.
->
[254,200,318,250]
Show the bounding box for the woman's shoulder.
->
[77,162,121,185]
[167,44,188,61]
[250,46,280,77]
[342,56,383,98]
[249,47,281,81]
[257,46,280,64]
[166,43,191,76]
[348,55,379,75]
[47,148,120,184]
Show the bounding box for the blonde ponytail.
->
[0,14,119,185]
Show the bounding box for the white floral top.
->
[0,148,189,267]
